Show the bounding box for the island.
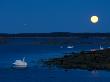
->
[44,48,110,70]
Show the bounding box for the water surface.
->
[0,37,110,82]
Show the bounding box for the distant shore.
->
[0,33,110,45]
[0,32,110,38]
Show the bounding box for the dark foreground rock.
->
[44,48,110,70]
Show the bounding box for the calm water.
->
[0,38,110,82]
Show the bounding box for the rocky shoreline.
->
[44,48,110,70]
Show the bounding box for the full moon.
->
[90,16,99,23]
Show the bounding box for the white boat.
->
[13,57,27,68]
[99,45,104,50]
[67,46,74,49]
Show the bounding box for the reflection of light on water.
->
[91,70,97,75]
[91,70,101,81]
[60,46,63,48]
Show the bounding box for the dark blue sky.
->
[0,0,110,33]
